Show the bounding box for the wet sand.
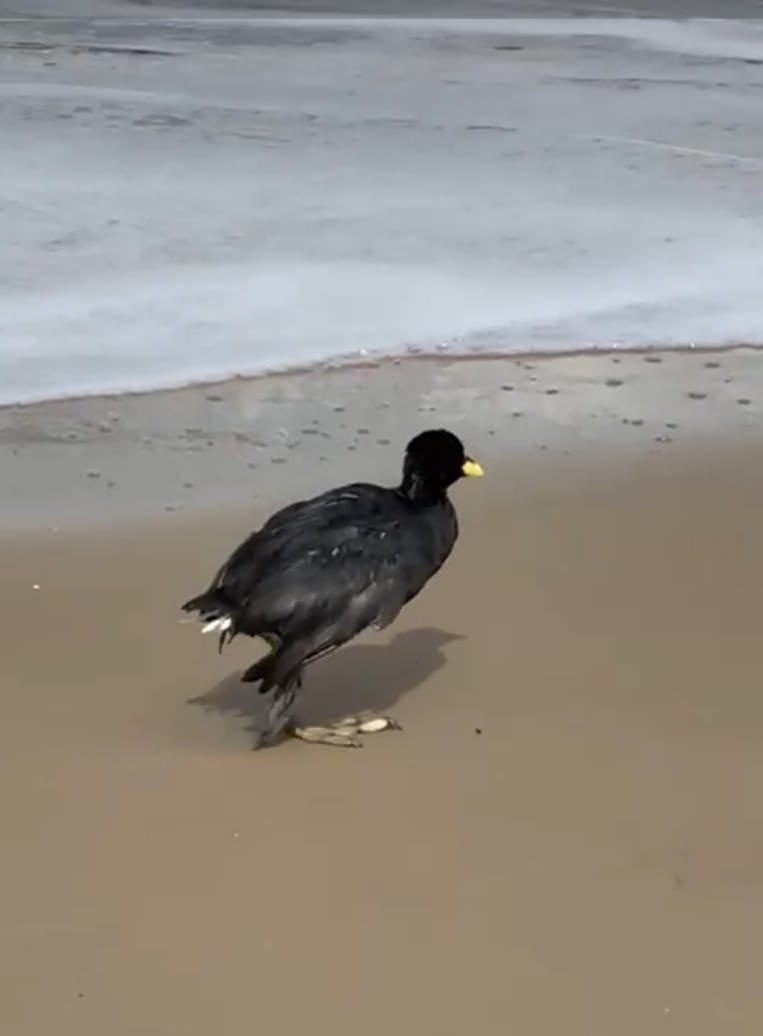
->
[2,353,763,1034]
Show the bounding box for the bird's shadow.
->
[188,627,461,739]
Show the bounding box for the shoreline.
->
[3,341,762,413]
[1,347,760,530]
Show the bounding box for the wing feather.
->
[213,484,409,641]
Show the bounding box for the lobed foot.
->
[291,712,401,748]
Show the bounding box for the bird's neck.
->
[398,471,445,507]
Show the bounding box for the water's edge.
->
[4,341,762,411]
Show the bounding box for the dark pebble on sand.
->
[270,457,286,464]
[86,470,101,479]
[737,398,751,405]
[205,393,224,403]
[704,361,721,369]
[500,385,514,391]
[475,727,482,735]
[301,428,319,435]
[644,356,663,364]
[606,378,624,388]
[630,419,644,427]
[687,391,707,400]
[546,388,559,395]
[666,422,678,429]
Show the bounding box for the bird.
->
[181,428,483,748]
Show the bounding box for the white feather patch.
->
[201,617,232,634]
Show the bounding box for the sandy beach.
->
[2,351,762,1033]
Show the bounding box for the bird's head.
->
[401,428,484,500]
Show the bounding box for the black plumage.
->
[181,428,483,747]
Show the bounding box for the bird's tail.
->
[181,589,236,652]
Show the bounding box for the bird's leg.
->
[253,684,298,749]
[256,647,399,748]
[291,711,401,748]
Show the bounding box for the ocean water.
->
[2,10,763,405]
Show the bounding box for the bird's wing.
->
[213,484,411,640]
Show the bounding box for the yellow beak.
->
[462,458,484,478]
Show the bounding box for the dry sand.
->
[1,352,762,1034]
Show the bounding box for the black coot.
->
[182,428,483,748]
